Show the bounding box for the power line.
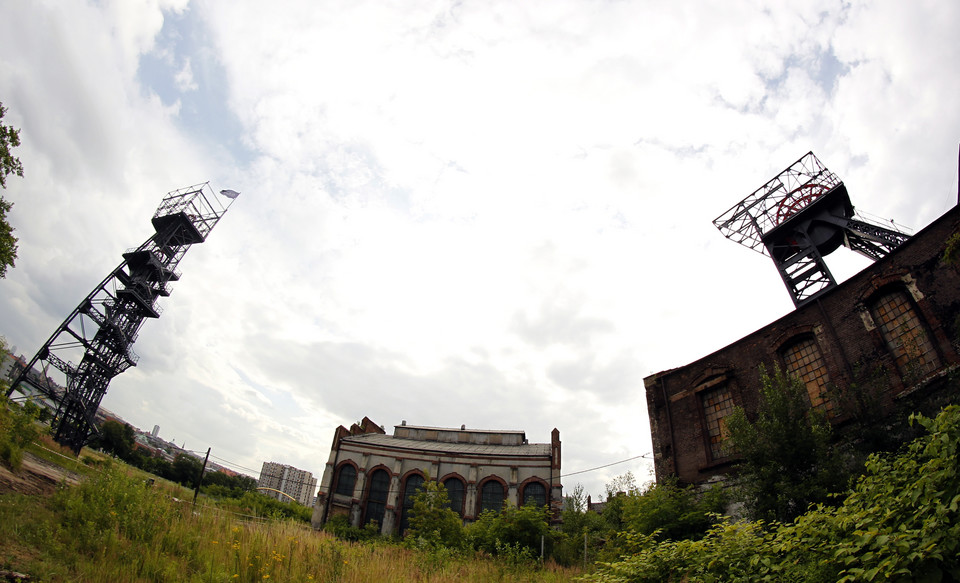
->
[137,441,654,496]
[207,453,262,476]
[559,453,652,478]
[205,454,320,493]
[207,450,654,491]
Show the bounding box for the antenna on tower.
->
[713,152,909,307]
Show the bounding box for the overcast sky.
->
[1,0,957,499]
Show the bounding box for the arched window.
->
[781,336,833,415]
[334,464,356,497]
[479,479,504,514]
[399,474,425,534]
[522,482,547,508]
[443,477,465,516]
[869,288,940,383]
[364,469,390,527]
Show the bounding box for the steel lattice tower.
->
[713,152,910,307]
[5,184,236,453]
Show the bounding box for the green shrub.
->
[406,478,466,550]
[323,513,381,542]
[0,396,42,471]
[582,405,960,583]
[726,364,848,522]
[622,476,728,541]
[554,484,607,566]
[51,464,182,556]
[467,501,553,558]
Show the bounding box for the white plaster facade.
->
[311,417,562,535]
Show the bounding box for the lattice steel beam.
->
[6,184,236,454]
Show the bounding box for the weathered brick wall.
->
[645,206,960,486]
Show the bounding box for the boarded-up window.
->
[782,336,834,415]
[701,384,735,460]
[871,289,940,382]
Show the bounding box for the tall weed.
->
[2,462,581,582]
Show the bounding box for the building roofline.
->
[395,424,525,434]
[339,433,551,458]
[644,202,960,384]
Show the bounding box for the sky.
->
[0,0,958,500]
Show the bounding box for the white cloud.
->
[1,0,957,499]
[173,57,199,92]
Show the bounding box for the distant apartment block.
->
[258,462,317,506]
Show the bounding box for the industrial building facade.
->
[258,462,318,506]
[645,204,960,487]
[311,417,562,535]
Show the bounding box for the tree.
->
[0,394,42,471]
[89,419,137,461]
[726,364,848,522]
[555,483,606,566]
[406,478,465,549]
[601,471,639,531]
[169,452,203,486]
[202,469,257,498]
[0,101,23,278]
[0,337,42,470]
[467,501,553,557]
[621,476,727,541]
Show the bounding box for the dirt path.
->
[0,450,83,496]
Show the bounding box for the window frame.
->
[478,477,506,515]
[442,475,466,517]
[398,472,425,535]
[363,468,391,528]
[867,286,941,384]
[696,377,736,462]
[333,462,357,497]
[779,333,834,415]
[520,480,547,508]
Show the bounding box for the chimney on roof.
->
[401,420,406,426]
[461,424,466,430]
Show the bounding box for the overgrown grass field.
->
[0,457,580,582]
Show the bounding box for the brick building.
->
[644,202,960,487]
[311,417,562,535]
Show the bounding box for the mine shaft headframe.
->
[4,182,236,454]
[712,152,910,307]
[712,152,843,256]
[152,182,232,245]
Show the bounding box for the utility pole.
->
[584,531,587,568]
[193,447,211,506]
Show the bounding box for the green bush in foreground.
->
[726,364,848,523]
[0,395,42,470]
[467,501,554,560]
[582,405,960,583]
[406,477,467,550]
